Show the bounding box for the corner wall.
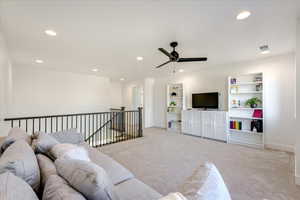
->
[295,18,300,185]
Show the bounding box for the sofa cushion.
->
[50,143,90,161]
[32,132,59,154]
[42,175,86,200]
[179,162,231,200]
[114,178,162,200]
[0,128,31,153]
[37,154,58,188]
[55,159,119,200]
[81,143,134,185]
[50,129,84,144]
[0,140,40,191]
[0,172,39,200]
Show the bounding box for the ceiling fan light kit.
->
[156,41,207,68]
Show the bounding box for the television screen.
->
[192,93,219,109]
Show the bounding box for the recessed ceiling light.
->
[45,30,57,36]
[136,56,143,61]
[120,78,125,81]
[35,59,44,64]
[260,45,270,54]
[92,68,99,72]
[179,69,184,73]
[236,11,251,20]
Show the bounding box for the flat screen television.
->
[192,92,219,109]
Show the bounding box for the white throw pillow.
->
[180,162,231,200]
[159,193,188,200]
[50,143,90,161]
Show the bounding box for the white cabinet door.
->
[182,110,193,135]
[192,111,201,136]
[214,112,228,141]
[201,111,215,139]
[183,110,228,141]
[181,110,189,134]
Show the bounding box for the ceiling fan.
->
[156,41,207,68]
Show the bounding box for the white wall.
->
[7,66,122,117]
[0,65,123,136]
[121,78,155,128]
[0,31,12,136]
[122,80,144,110]
[295,19,300,185]
[144,78,155,128]
[152,53,296,152]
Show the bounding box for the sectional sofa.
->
[0,128,231,200]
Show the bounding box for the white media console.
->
[182,110,228,141]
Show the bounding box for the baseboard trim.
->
[265,143,294,153]
[296,175,300,185]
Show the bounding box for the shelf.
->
[167,112,181,115]
[229,129,263,136]
[228,73,264,149]
[227,138,264,149]
[229,116,263,120]
[231,81,262,86]
[170,96,183,98]
[231,91,262,94]
[230,107,263,110]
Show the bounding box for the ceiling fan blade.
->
[177,57,207,62]
[158,48,175,59]
[156,60,172,68]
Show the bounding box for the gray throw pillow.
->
[36,154,58,188]
[42,175,86,200]
[32,132,59,154]
[80,143,134,185]
[50,129,84,144]
[55,159,119,200]
[1,128,31,153]
[0,172,39,200]
[0,140,40,191]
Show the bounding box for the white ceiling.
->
[1,0,300,81]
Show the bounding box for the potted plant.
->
[245,97,262,108]
[170,101,177,107]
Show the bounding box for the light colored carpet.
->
[99,128,300,200]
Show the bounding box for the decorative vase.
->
[250,103,257,108]
[171,92,177,96]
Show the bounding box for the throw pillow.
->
[42,175,86,200]
[0,140,40,191]
[50,129,84,144]
[55,159,119,200]
[179,162,231,200]
[159,193,188,200]
[31,132,59,154]
[50,143,90,161]
[0,172,39,200]
[36,154,58,188]
[0,128,31,153]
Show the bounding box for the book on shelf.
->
[230,120,242,130]
[253,109,263,118]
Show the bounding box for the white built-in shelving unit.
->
[166,83,184,132]
[227,73,264,148]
